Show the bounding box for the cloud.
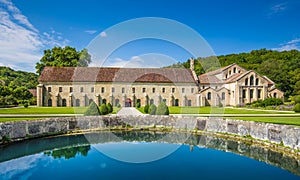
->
[85,30,97,35]
[0,0,69,72]
[100,31,107,37]
[268,2,287,17]
[273,38,300,51]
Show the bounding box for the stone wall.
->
[1,115,300,150]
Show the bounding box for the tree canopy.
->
[167,49,300,97]
[36,46,91,75]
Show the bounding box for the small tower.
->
[189,58,199,85]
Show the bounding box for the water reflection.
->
[0,131,299,177]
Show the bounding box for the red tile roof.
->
[38,67,196,84]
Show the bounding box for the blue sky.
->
[0,0,299,72]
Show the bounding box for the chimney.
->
[190,58,194,70]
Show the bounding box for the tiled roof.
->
[38,67,196,84]
[28,89,37,97]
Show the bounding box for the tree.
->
[36,46,91,75]
[106,103,113,113]
[84,101,100,116]
[13,86,33,102]
[149,104,157,115]
[99,104,108,115]
[156,102,169,115]
[144,104,149,113]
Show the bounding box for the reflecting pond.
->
[0,131,299,180]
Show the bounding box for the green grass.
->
[0,106,121,114]
[230,117,300,126]
[0,117,42,122]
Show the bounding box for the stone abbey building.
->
[37,60,283,107]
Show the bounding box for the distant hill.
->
[167,49,300,97]
[0,67,38,89]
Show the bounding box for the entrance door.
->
[125,98,132,107]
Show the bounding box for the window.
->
[257,89,261,99]
[225,74,228,79]
[62,99,67,107]
[152,88,155,93]
[245,78,248,85]
[91,87,94,93]
[75,99,80,107]
[162,88,165,93]
[229,70,231,75]
[101,87,105,93]
[250,89,254,99]
[242,90,246,98]
[80,87,84,93]
[48,99,52,107]
[233,67,236,73]
[207,92,211,100]
[274,93,277,98]
[172,88,175,93]
[191,88,194,93]
[132,87,135,93]
[250,76,254,86]
[238,70,241,73]
[48,87,51,92]
[112,87,115,93]
[202,86,205,89]
[188,100,192,106]
[222,92,225,100]
[255,78,259,86]
[182,88,185,93]
[122,87,125,93]
[70,87,73,93]
[59,87,62,92]
[142,88,146,93]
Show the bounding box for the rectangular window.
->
[250,89,254,99]
[162,88,165,93]
[191,88,194,93]
[80,87,84,93]
[48,87,51,92]
[257,89,261,99]
[122,87,125,93]
[59,87,62,92]
[152,88,155,93]
[132,87,135,93]
[242,90,246,98]
[182,88,185,93]
[142,88,146,93]
[172,88,175,93]
[112,87,115,93]
[91,87,94,93]
[101,87,105,93]
[70,87,73,93]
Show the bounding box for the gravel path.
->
[117,107,143,116]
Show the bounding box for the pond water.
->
[0,131,299,180]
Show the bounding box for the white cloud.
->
[0,0,70,72]
[268,2,287,17]
[273,38,300,51]
[100,31,107,37]
[85,30,97,35]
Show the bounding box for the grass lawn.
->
[137,106,294,114]
[0,106,120,114]
[0,117,42,122]
[230,117,300,126]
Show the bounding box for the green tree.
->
[144,104,149,113]
[106,103,113,113]
[156,102,169,115]
[99,103,108,115]
[84,101,100,116]
[149,104,157,115]
[36,46,91,75]
[13,86,33,102]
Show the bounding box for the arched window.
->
[207,92,211,100]
[245,78,248,85]
[250,76,254,86]
[233,67,236,73]
[255,78,259,86]
[274,93,277,98]
[62,99,67,107]
[229,70,231,75]
[48,99,52,107]
[222,92,225,100]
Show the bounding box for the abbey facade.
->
[37,60,284,107]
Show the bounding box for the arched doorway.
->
[175,99,179,106]
[48,99,52,107]
[125,98,132,107]
[76,99,80,107]
[62,99,67,107]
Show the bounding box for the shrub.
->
[294,103,300,113]
[84,101,100,116]
[156,102,169,115]
[144,104,150,113]
[106,103,113,113]
[117,103,121,108]
[136,102,141,108]
[218,102,223,108]
[294,95,300,104]
[99,103,108,115]
[262,98,283,107]
[149,104,157,115]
